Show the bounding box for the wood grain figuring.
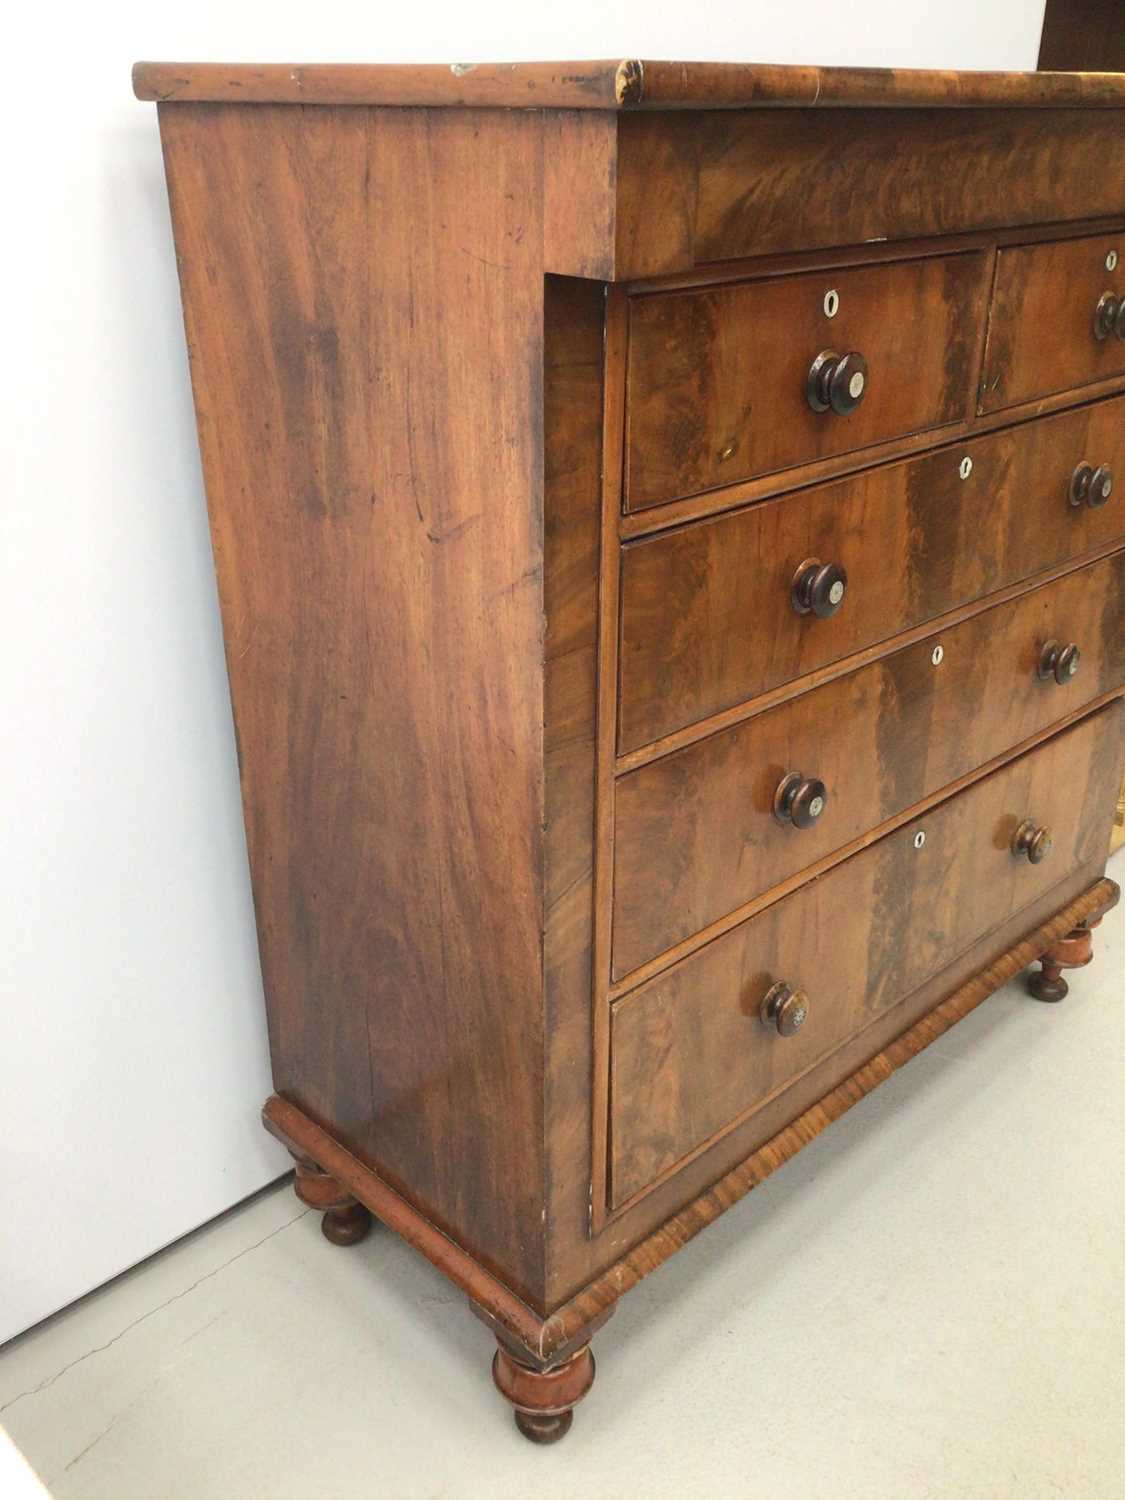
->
[624,253,987,509]
[981,233,1125,411]
[693,109,1125,265]
[613,549,1125,976]
[159,101,554,1305]
[619,394,1125,751]
[133,59,1125,111]
[610,707,1123,1205]
[613,114,700,280]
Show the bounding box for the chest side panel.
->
[159,101,552,1303]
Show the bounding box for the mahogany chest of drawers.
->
[136,57,1125,1441]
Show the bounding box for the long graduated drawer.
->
[610,702,1123,1207]
[613,548,1125,978]
[619,395,1125,753]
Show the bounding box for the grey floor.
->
[2,856,1123,1499]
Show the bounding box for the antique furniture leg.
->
[1027,915,1106,1002]
[470,1301,611,1444]
[490,1337,597,1444]
[292,1158,374,1246]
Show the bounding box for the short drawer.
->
[609,702,1123,1208]
[619,395,1125,752]
[624,252,987,511]
[980,232,1125,413]
[612,549,1125,978]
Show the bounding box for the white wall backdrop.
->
[0,0,1048,1342]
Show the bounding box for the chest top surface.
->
[133,56,1125,110]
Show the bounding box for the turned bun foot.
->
[321,1200,373,1245]
[514,1408,573,1444]
[292,1159,373,1245]
[1027,963,1068,1002]
[1027,920,1099,1004]
[492,1342,595,1444]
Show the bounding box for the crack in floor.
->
[62,1403,127,1476]
[55,1368,165,1483]
[1,1208,310,1416]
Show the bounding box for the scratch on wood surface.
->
[237,621,259,659]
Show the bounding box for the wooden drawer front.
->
[620,396,1125,753]
[981,233,1125,412]
[691,111,1125,268]
[613,549,1125,978]
[610,703,1122,1208]
[624,253,986,512]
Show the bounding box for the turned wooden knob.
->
[1093,291,1125,342]
[760,981,810,1037]
[1069,462,1114,509]
[791,558,848,618]
[1037,639,1081,685]
[806,349,868,414]
[1012,819,1054,865]
[774,771,828,829]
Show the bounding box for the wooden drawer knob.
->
[1069,462,1114,509]
[806,349,868,414]
[1012,820,1054,865]
[774,771,828,829]
[760,981,810,1037]
[1037,639,1082,685]
[1093,291,1125,342]
[791,558,848,618]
